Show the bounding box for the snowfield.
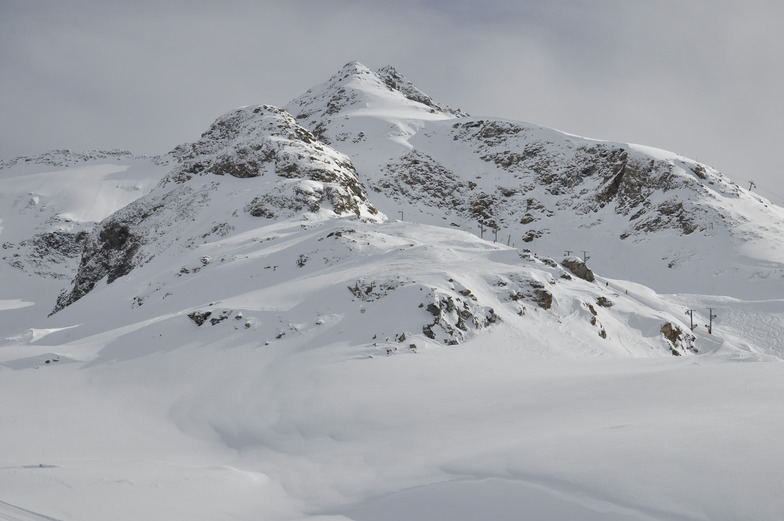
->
[1,63,783,520]
[1,306,783,520]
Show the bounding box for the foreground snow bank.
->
[1,328,783,521]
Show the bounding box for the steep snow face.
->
[286,63,784,299]
[53,105,380,311]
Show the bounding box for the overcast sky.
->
[2,0,783,202]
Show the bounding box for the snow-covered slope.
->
[37,217,703,358]
[2,63,784,521]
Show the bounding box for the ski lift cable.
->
[752,182,784,204]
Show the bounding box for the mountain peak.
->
[338,60,375,76]
[285,63,466,144]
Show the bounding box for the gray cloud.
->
[2,0,783,200]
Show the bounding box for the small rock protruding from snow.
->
[562,257,595,282]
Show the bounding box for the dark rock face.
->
[562,258,595,282]
[421,292,498,345]
[53,210,146,312]
[188,311,212,326]
[165,105,376,219]
[372,151,471,215]
[596,296,614,308]
[27,230,88,258]
[443,120,712,240]
[52,183,196,313]
[661,322,697,355]
[98,223,140,283]
[531,288,554,310]
[4,230,89,280]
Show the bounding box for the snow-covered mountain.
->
[1,62,783,521]
[287,62,784,299]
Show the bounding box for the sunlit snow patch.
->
[4,325,81,344]
[0,299,34,311]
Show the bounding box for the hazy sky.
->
[2,0,783,201]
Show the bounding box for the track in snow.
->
[0,499,64,521]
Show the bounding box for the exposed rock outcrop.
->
[164,105,377,219]
[661,322,698,355]
[422,291,499,345]
[562,257,595,282]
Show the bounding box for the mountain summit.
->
[285,62,784,299]
[286,61,465,146]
